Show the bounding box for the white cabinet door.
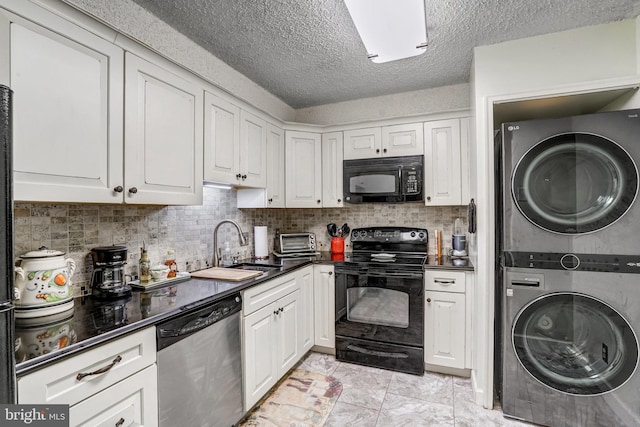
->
[2,6,124,203]
[70,364,158,427]
[204,92,240,184]
[424,291,466,369]
[266,123,285,207]
[343,127,381,160]
[424,119,462,205]
[124,52,203,205]
[321,132,344,207]
[240,110,267,188]
[243,302,278,410]
[276,289,300,375]
[382,123,424,157]
[297,266,314,353]
[285,131,322,208]
[313,264,335,349]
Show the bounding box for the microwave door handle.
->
[397,165,402,194]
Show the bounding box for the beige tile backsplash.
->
[13,188,468,296]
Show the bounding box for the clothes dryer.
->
[501,109,640,254]
[502,252,640,427]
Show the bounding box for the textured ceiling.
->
[129,0,640,109]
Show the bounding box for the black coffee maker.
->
[91,246,131,299]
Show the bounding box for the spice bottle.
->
[139,247,151,282]
[164,249,177,278]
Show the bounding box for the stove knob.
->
[419,232,425,239]
[410,232,416,238]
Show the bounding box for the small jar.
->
[164,250,177,278]
[139,249,151,283]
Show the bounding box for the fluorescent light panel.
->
[344,0,427,63]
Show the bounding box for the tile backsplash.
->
[13,188,468,296]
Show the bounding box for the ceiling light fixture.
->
[344,0,428,63]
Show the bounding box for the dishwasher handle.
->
[157,293,241,351]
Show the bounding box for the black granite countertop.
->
[15,256,312,375]
[14,252,473,375]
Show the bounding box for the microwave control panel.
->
[402,168,421,195]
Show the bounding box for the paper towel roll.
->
[254,226,269,259]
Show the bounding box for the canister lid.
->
[20,247,65,259]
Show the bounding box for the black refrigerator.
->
[0,84,16,404]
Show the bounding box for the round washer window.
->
[512,292,638,395]
[511,133,638,234]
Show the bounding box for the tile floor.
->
[250,351,538,426]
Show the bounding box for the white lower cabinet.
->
[70,364,158,427]
[242,268,315,411]
[313,264,335,349]
[298,266,314,353]
[18,327,157,427]
[424,270,468,370]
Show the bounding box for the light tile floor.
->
[255,351,538,427]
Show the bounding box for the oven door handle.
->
[346,344,409,359]
[335,266,423,279]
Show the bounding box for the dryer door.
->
[511,133,638,234]
[512,292,638,395]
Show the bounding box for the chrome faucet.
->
[213,219,247,267]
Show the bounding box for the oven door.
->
[335,265,424,373]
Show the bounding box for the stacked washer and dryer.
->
[498,109,640,426]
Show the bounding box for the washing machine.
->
[501,109,640,254]
[502,254,640,427]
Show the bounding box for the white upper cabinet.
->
[343,127,381,160]
[1,2,204,205]
[205,92,267,189]
[424,118,463,206]
[1,5,124,203]
[265,123,285,207]
[321,132,344,208]
[285,131,322,208]
[343,123,423,160]
[124,52,203,205]
[382,123,424,157]
[204,92,240,184]
[240,110,267,188]
[236,122,284,208]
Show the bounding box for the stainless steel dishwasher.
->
[157,292,243,427]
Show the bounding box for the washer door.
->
[512,293,638,395]
[512,133,638,234]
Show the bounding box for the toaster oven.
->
[274,233,317,255]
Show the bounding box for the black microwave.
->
[343,155,424,203]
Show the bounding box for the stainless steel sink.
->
[227,263,282,272]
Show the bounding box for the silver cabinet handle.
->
[427,298,431,303]
[128,187,138,194]
[115,418,125,427]
[113,186,123,193]
[328,271,333,275]
[434,278,455,285]
[76,355,122,381]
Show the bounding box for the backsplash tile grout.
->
[13,188,467,297]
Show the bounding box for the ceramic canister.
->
[14,248,76,317]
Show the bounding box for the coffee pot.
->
[14,247,76,318]
[91,246,131,299]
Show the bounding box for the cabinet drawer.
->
[424,271,466,293]
[18,327,156,406]
[70,364,158,427]
[242,271,299,316]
